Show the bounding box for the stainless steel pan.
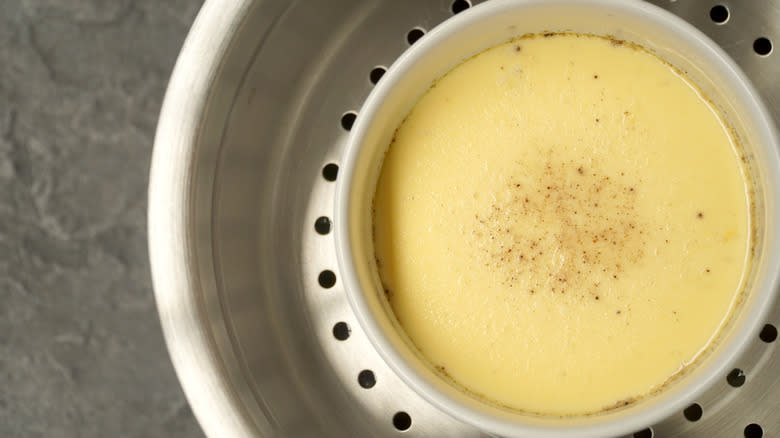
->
[149,1,779,437]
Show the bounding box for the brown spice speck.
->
[697,212,704,218]
[514,45,522,52]
[471,156,645,295]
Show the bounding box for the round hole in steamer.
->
[315,216,331,235]
[709,5,729,24]
[744,423,763,438]
[392,412,412,431]
[759,324,777,343]
[452,0,471,14]
[753,37,772,56]
[332,322,350,341]
[322,163,339,182]
[370,66,386,84]
[683,403,703,422]
[318,270,337,289]
[407,28,425,45]
[341,112,357,131]
[358,370,376,389]
[633,428,653,438]
[727,368,746,387]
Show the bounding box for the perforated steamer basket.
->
[148,1,780,437]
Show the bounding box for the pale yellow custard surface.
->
[373,34,752,415]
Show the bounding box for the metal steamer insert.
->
[307,1,778,437]
[155,1,778,437]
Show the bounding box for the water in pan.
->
[204,0,778,437]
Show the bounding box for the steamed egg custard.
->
[372,34,753,415]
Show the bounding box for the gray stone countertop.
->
[1,1,205,437]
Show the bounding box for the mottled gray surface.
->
[0,1,205,437]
